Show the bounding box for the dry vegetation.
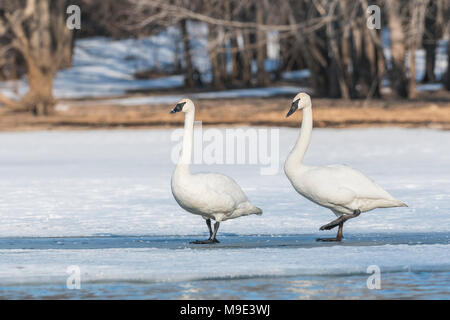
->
[1,90,449,131]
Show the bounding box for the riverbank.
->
[1,94,450,131]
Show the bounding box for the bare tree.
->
[180,18,195,88]
[256,1,269,86]
[407,0,429,98]
[384,0,409,97]
[446,38,450,90]
[442,0,450,90]
[422,0,442,82]
[0,0,73,115]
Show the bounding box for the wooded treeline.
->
[0,0,449,116]
[125,0,449,99]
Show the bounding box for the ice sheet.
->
[0,128,448,238]
[0,244,449,285]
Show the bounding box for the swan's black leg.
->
[319,216,344,231]
[316,210,361,242]
[190,220,220,244]
[206,219,213,238]
[210,222,220,243]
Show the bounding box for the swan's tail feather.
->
[235,202,263,216]
[367,198,407,210]
[392,199,408,207]
[246,204,263,216]
[254,207,263,216]
[384,199,408,208]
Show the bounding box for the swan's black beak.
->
[170,102,186,114]
[286,100,299,118]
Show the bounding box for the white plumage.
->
[172,171,262,222]
[285,93,406,241]
[286,164,406,215]
[170,99,262,243]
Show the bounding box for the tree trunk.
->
[445,39,450,90]
[407,0,428,98]
[326,2,350,99]
[180,19,194,89]
[385,0,408,97]
[21,61,55,116]
[256,5,268,86]
[423,41,437,83]
[241,30,252,86]
[309,28,330,97]
[208,25,225,89]
[359,26,382,99]
[286,5,328,97]
[422,0,438,82]
[59,30,75,69]
[52,0,74,69]
[0,0,74,115]
[218,27,228,85]
[408,50,417,99]
[340,1,353,97]
[230,33,242,82]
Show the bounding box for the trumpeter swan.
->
[285,93,407,241]
[170,99,262,244]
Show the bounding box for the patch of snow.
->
[281,69,311,81]
[71,86,308,106]
[416,83,443,92]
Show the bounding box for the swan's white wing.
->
[173,172,246,214]
[327,165,397,200]
[295,165,402,213]
[172,169,261,220]
[201,173,248,205]
[201,173,262,220]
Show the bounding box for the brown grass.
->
[1,94,449,131]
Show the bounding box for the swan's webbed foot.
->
[190,238,220,244]
[317,221,345,242]
[190,220,220,244]
[316,237,342,242]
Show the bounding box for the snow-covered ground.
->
[1,128,449,237]
[67,86,308,107]
[0,128,449,298]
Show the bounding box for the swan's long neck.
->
[286,106,313,170]
[177,109,195,172]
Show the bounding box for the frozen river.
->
[0,128,449,299]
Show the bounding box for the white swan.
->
[170,99,262,244]
[285,93,407,241]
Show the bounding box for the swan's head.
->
[170,98,195,114]
[286,92,311,118]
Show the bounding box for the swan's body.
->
[285,93,406,241]
[170,99,261,243]
[285,163,405,216]
[172,170,261,222]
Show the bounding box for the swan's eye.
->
[170,102,186,114]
